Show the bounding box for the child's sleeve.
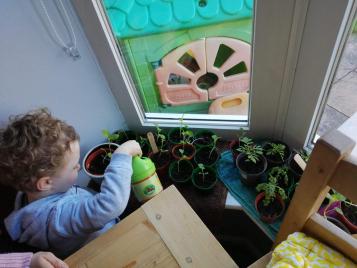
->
[0,252,33,268]
[54,153,132,236]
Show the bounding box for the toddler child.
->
[0,108,141,257]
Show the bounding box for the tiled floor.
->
[317,33,357,136]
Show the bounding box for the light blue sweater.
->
[5,153,132,258]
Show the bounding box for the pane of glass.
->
[103,0,254,122]
[314,17,357,141]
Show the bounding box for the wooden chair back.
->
[275,112,357,263]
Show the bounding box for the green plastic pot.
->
[192,165,217,191]
[169,160,193,183]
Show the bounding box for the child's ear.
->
[36,176,53,191]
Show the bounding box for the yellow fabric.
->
[268,232,357,268]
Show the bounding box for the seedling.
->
[139,136,148,147]
[178,148,188,160]
[101,129,119,162]
[209,134,220,158]
[197,163,208,183]
[238,142,263,164]
[155,125,168,153]
[265,142,286,161]
[256,177,287,206]
[268,166,289,187]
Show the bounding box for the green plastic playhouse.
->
[104,0,253,114]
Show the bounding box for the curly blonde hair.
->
[0,108,80,192]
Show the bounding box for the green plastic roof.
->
[104,0,253,38]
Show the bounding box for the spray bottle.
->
[131,156,163,202]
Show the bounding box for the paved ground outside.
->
[317,31,357,137]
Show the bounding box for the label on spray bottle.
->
[132,172,163,202]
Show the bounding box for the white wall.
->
[0,0,127,185]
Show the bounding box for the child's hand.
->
[114,140,142,157]
[30,252,68,268]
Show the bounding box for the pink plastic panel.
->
[206,37,251,99]
[155,39,208,106]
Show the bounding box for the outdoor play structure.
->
[104,0,253,115]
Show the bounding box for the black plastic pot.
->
[287,151,304,181]
[194,146,219,167]
[263,140,291,168]
[168,127,182,145]
[236,153,267,186]
[193,130,215,148]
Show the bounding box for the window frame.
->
[282,0,357,149]
[71,0,353,144]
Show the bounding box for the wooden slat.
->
[274,130,355,246]
[247,252,272,268]
[303,213,357,263]
[329,159,357,203]
[338,112,357,163]
[142,185,238,268]
[65,208,179,268]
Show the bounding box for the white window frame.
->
[71,0,303,137]
[71,0,355,144]
[282,0,357,149]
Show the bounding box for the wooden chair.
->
[249,112,357,267]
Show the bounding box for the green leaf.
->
[102,129,110,138]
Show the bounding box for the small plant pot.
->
[323,201,357,234]
[83,143,119,184]
[192,166,217,190]
[236,153,267,186]
[287,151,304,181]
[113,130,137,145]
[168,127,182,145]
[267,167,294,195]
[263,140,291,168]
[194,146,219,167]
[229,140,241,164]
[255,192,285,223]
[193,130,215,148]
[137,135,151,157]
[169,160,194,183]
[171,144,196,160]
[148,151,171,179]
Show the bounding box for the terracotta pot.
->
[83,143,119,184]
[255,192,285,223]
[171,144,196,161]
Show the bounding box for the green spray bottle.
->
[131,156,163,202]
